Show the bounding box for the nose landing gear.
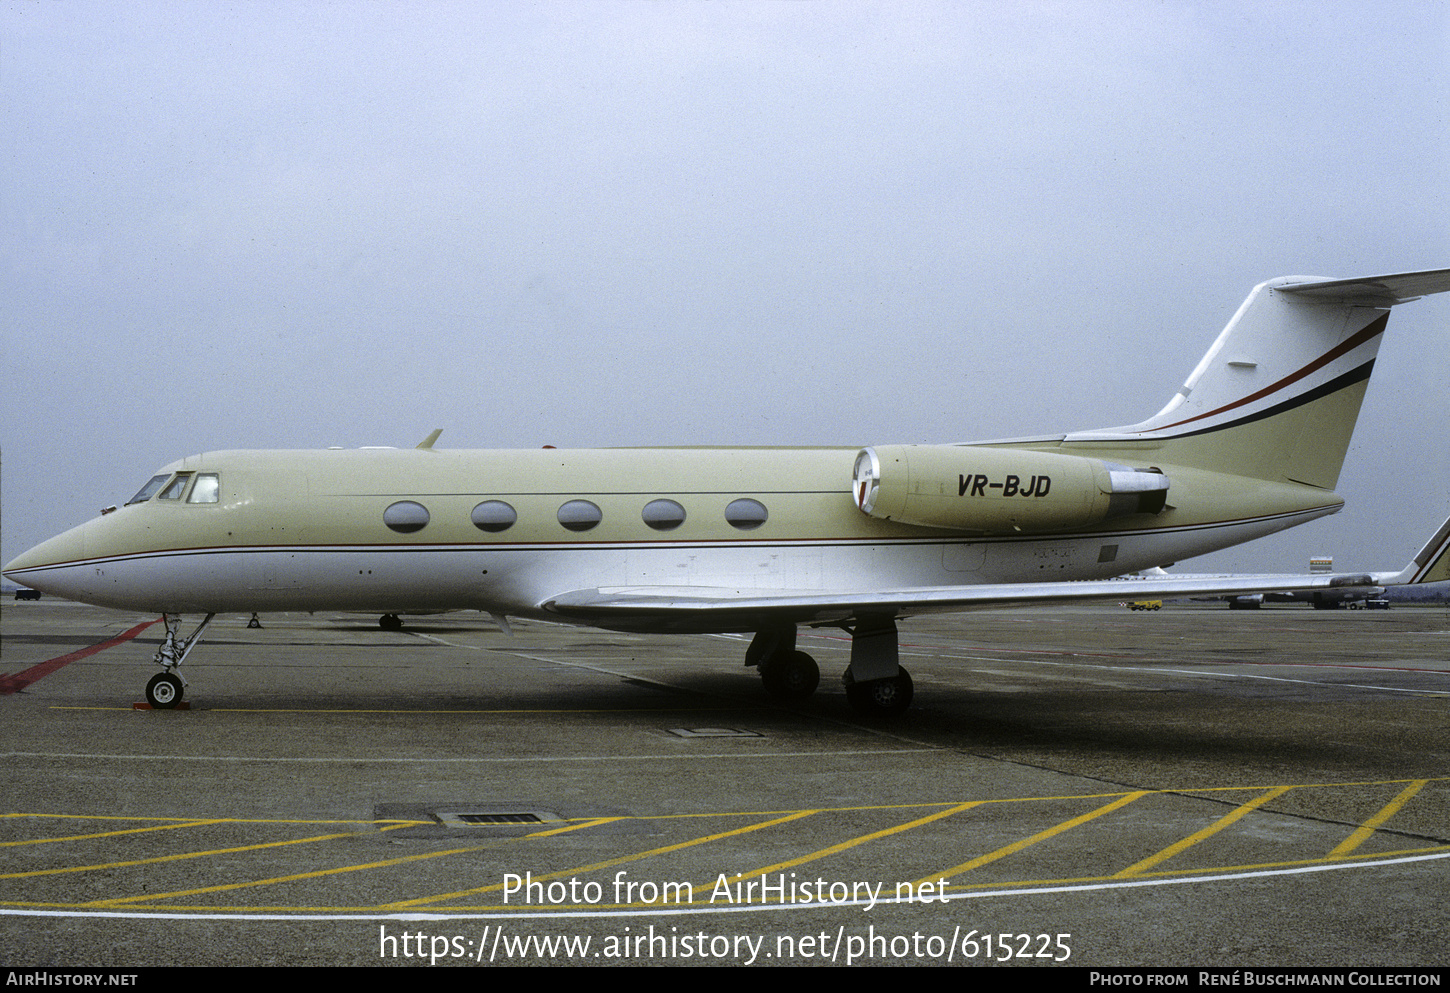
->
[145,612,215,709]
[145,671,184,708]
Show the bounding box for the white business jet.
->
[7,269,1450,714]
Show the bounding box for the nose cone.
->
[3,522,90,599]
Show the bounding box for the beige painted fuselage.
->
[6,268,1450,714]
[5,440,1340,628]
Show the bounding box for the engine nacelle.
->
[852,444,1169,534]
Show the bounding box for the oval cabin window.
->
[471,500,517,533]
[725,498,768,531]
[642,499,686,531]
[383,501,430,533]
[557,499,602,532]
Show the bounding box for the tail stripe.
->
[1155,313,1388,433]
[1152,360,1374,441]
[1410,517,1450,584]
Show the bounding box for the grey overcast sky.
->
[3,1,1448,576]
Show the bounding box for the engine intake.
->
[852,445,1169,533]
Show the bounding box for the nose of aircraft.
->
[3,522,90,598]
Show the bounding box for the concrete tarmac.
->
[1,598,1447,967]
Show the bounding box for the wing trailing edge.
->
[542,571,1381,630]
[545,509,1450,630]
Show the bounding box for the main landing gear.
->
[747,627,820,701]
[145,612,215,709]
[842,667,914,716]
[746,614,913,717]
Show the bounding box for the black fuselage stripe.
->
[1152,361,1374,441]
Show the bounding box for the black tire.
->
[844,668,914,717]
[146,672,183,709]
[761,651,820,701]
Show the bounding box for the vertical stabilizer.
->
[1378,513,1450,587]
[1067,268,1450,488]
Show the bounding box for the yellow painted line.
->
[930,791,1149,882]
[0,819,226,847]
[521,817,623,838]
[5,778,1442,912]
[0,812,429,827]
[1113,786,1294,877]
[385,810,818,909]
[13,841,1450,914]
[1,831,365,881]
[6,778,1445,827]
[1031,842,1450,885]
[0,813,224,823]
[930,842,1450,895]
[591,801,974,821]
[421,791,1142,825]
[712,802,982,897]
[1171,776,1450,793]
[83,823,502,907]
[1328,779,1429,858]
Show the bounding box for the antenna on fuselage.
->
[415,429,443,450]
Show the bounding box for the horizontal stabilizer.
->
[1275,267,1450,306]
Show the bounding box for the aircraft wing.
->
[544,512,1450,631]
[542,571,1382,632]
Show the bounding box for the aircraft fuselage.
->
[7,444,1340,631]
[11,266,1450,714]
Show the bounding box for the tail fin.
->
[1377,513,1450,587]
[1068,268,1450,488]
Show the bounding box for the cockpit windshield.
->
[188,473,219,503]
[125,474,171,506]
[123,472,220,505]
[157,473,192,500]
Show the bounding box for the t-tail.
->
[1065,268,1450,489]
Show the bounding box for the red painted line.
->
[0,618,161,694]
